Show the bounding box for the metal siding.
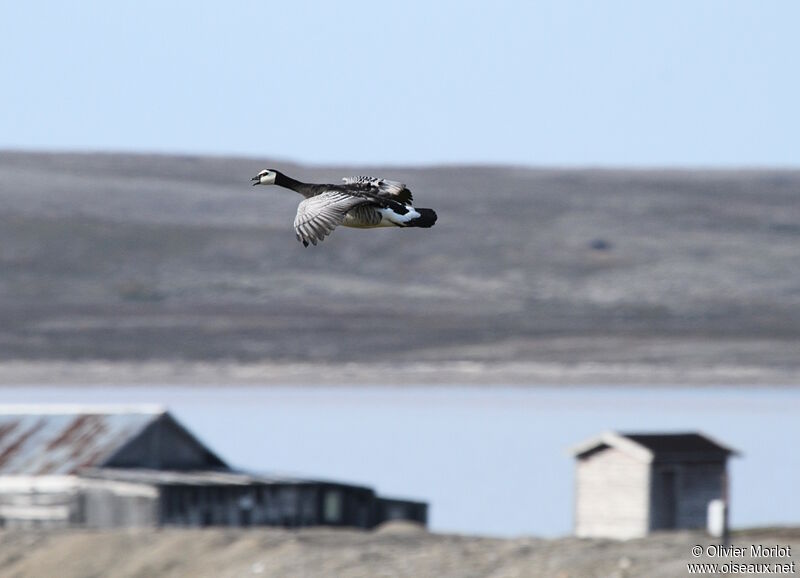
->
[0,488,77,528]
[0,476,158,528]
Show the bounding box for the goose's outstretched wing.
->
[293,191,370,247]
[342,175,413,205]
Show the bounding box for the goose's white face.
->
[251,169,277,186]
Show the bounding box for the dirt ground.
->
[0,524,797,578]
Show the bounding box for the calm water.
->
[1,385,798,537]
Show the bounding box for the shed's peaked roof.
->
[571,431,739,462]
[623,433,736,456]
[0,405,197,475]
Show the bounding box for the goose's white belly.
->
[343,206,420,228]
[379,207,421,225]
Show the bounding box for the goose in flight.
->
[251,169,438,247]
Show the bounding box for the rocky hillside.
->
[0,525,797,578]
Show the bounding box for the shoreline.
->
[1,360,797,387]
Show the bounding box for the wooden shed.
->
[570,431,738,539]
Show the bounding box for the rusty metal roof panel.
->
[0,406,164,475]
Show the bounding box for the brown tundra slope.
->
[1,151,798,384]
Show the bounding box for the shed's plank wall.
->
[678,462,725,529]
[575,448,650,539]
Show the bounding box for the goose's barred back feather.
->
[341,175,414,205]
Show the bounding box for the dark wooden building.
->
[571,431,738,539]
[0,406,427,529]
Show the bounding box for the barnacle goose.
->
[251,169,437,247]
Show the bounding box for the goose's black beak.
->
[251,176,260,186]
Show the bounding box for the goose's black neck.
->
[275,171,315,197]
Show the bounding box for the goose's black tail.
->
[405,208,437,228]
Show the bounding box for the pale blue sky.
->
[2,1,798,166]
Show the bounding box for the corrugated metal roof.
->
[0,407,163,475]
